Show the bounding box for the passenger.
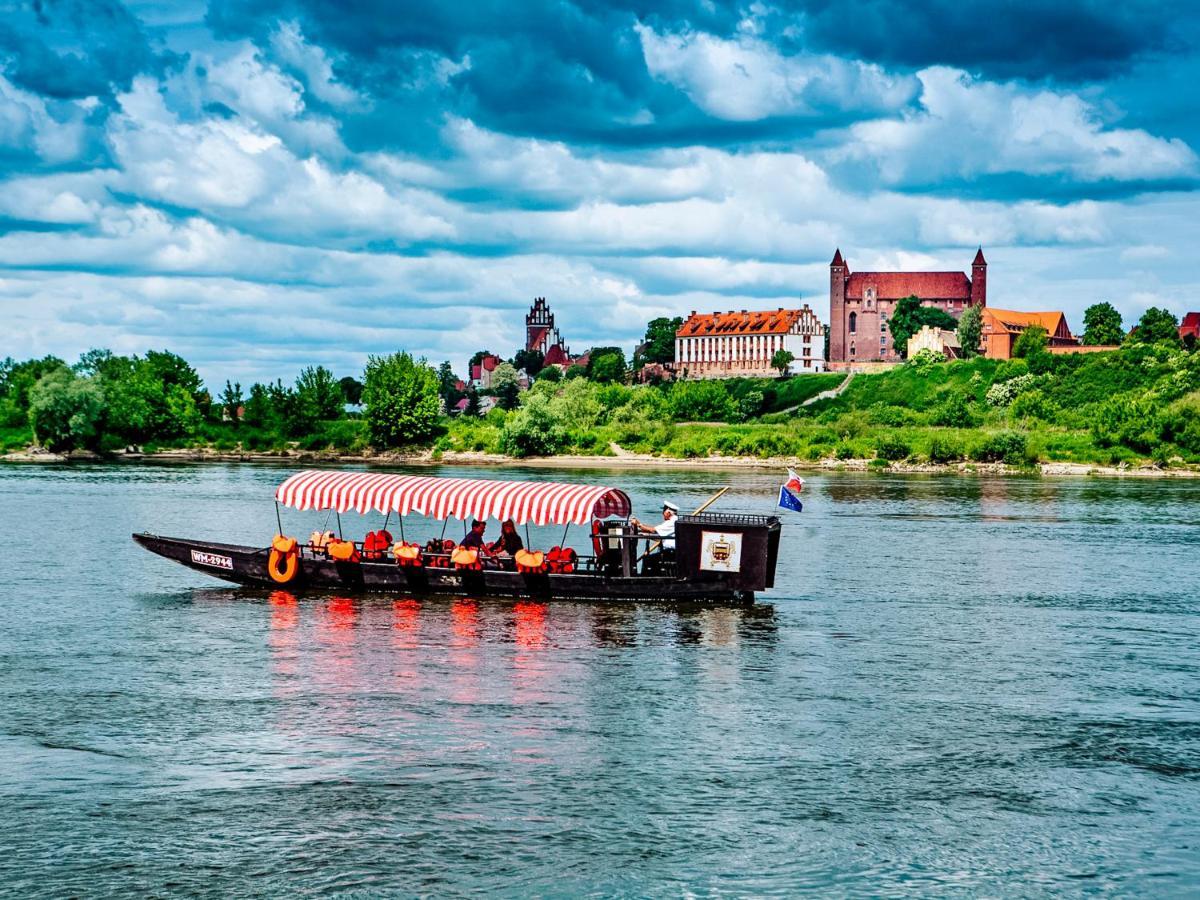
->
[459,519,488,550]
[487,519,524,558]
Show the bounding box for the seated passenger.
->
[487,519,524,557]
[459,519,488,550]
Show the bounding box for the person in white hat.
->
[630,500,679,554]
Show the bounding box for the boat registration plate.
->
[191,550,233,570]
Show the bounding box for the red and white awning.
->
[275,470,631,526]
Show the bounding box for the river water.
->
[1,463,1197,896]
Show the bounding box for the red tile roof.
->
[677,308,808,338]
[982,308,1073,340]
[973,247,987,266]
[527,326,548,350]
[846,271,971,300]
[1180,312,1200,337]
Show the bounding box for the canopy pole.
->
[559,522,570,548]
[336,510,343,539]
[382,510,391,533]
[398,514,405,544]
[525,523,532,547]
[439,518,449,542]
[274,501,283,535]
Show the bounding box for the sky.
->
[1,0,1198,388]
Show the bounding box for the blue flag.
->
[778,485,803,512]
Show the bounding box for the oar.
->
[637,486,729,562]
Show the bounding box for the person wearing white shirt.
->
[630,501,679,572]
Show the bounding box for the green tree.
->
[771,349,795,376]
[464,385,480,416]
[491,362,522,410]
[641,317,683,365]
[667,380,735,422]
[564,364,586,380]
[1127,307,1181,346]
[499,393,567,457]
[220,381,243,423]
[0,355,67,409]
[242,383,275,429]
[1082,302,1124,346]
[512,349,544,376]
[589,349,627,383]
[536,365,562,382]
[889,296,958,358]
[1012,325,1049,359]
[956,305,983,358]
[295,366,344,423]
[339,376,364,406]
[28,368,105,452]
[362,352,439,447]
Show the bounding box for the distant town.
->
[445,247,1197,414]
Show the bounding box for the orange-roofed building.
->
[675,306,825,378]
[979,308,1077,359]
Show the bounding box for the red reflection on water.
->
[513,601,547,648]
[268,590,298,630]
[392,598,421,647]
[326,596,357,630]
[451,598,481,647]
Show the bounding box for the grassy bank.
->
[6,347,1199,471]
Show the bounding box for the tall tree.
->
[1012,325,1049,359]
[889,296,957,358]
[339,376,363,406]
[1127,307,1181,346]
[490,362,522,410]
[295,366,343,422]
[220,381,243,423]
[956,305,983,358]
[641,317,683,365]
[28,368,105,452]
[1082,302,1124,345]
[362,353,440,447]
[589,350,628,383]
[512,349,544,376]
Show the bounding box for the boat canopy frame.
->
[274,470,632,528]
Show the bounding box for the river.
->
[1,463,1197,895]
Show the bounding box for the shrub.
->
[667,380,735,422]
[928,435,964,463]
[875,434,911,461]
[499,395,567,457]
[1091,395,1162,454]
[985,373,1039,406]
[929,391,977,427]
[1010,389,1058,421]
[971,431,1029,465]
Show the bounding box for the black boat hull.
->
[132,533,754,603]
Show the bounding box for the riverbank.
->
[5,444,1198,478]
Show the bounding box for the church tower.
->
[971,248,987,307]
[526,297,553,353]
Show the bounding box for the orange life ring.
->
[591,519,604,558]
[268,534,299,584]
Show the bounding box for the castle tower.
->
[971,248,987,307]
[829,248,848,362]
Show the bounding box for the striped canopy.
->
[275,470,631,526]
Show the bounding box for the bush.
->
[928,435,964,463]
[667,380,735,422]
[1010,389,1058,421]
[971,431,1029,465]
[929,391,977,427]
[500,394,567,457]
[1091,395,1161,454]
[875,434,911,461]
[986,373,1038,406]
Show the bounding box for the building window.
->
[848,312,857,334]
[850,344,856,357]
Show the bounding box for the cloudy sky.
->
[2,0,1198,387]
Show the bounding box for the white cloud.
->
[0,73,92,164]
[269,20,361,108]
[836,67,1199,185]
[636,23,917,121]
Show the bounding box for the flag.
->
[778,468,804,512]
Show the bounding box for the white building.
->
[675,306,826,379]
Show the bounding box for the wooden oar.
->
[637,486,729,562]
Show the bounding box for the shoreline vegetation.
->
[4,324,1200,479]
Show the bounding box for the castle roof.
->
[676,308,812,338]
[845,271,971,301]
[982,308,1070,337]
[831,248,844,267]
[973,247,987,266]
[1180,312,1200,335]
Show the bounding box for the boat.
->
[133,470,783,604]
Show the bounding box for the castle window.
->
[849,312,857,334]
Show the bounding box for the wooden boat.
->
[133,470,783,604]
